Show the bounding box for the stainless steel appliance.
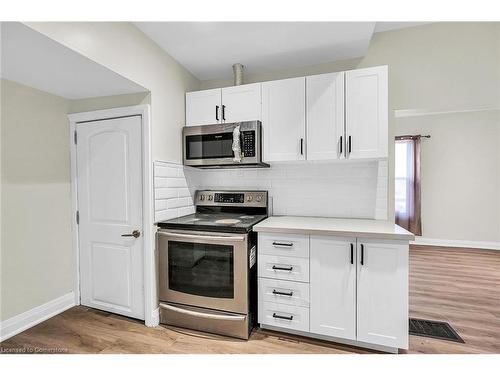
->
[182,121,269,168]
[157,190,268,339]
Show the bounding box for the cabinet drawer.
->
[259,278,309,307]
[259,301,309,332]
[258,233,309,258]
[258,254,309,282]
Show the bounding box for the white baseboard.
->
[0,292,75,342]
[412,237,500,251]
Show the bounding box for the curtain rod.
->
[396,134,431,139]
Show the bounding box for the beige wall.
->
[1,79,73,321]
[25,22,200,163]
[68,92,150,113]
[201,22,500,243]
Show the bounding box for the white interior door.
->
[310,236,356,340]
[77,115,144,320]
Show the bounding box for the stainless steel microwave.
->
[182,121,269,168]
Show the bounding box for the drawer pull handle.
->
[272,242,293,247]
[273,313,293,321]
[272,265,293,271]
[272,289,293,297]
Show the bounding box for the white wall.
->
[1,79,73,321]
[24,22,200,162]
[200,22,500,245]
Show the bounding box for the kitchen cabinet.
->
[186,88,222,126]
[261,77,306,162]
[256,226,409,352]
[185,83,261,126]
[310,236,356,340]
[221,83,261,123]
[345,66,388,159]
[356,239,408,348]
[306,72,345,161]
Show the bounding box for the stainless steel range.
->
[156,190,268,339]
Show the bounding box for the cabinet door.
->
[310,236,356,340]
[345,66,388,158]
[262,77,306,162]
[306,73,345,160]
[357,239,409,349]
[221,83,261,123]
[185,88,222,126]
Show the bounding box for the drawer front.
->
[259,301,309,332]
[258,233,309,258]
[259,278,310,307]
[258,254,309,282]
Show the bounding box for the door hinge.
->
[76,211,80,225]
[74,130,77,145]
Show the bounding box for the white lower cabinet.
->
[356,239,409,348]
[257,232,409,351]
[310,236,356,340]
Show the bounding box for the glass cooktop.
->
[157,212,268,233]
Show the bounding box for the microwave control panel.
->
[241,131,255,157]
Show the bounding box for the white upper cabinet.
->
[356,239,408,348]
[186,84,262,126]
[221,83,261,123]
[185,88,222,126]
[262,77,306,162]
[345,66,388,159]
[306,72,345,160]
[310,236,356,340]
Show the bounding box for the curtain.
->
[395,135,422,236]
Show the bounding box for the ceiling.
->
[1,22,146,99]
[135,22,376,80]
[135,22,431,81]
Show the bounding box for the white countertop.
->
[253,216,415,241]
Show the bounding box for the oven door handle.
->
[159,303,246,321]
[158,231,246,242]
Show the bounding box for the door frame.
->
[67,105,156,326]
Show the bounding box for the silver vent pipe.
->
[232,63,244,86]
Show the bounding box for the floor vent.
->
[409,318,465,343]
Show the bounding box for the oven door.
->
[158,230,249,314]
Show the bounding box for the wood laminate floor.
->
[1,245,499,354]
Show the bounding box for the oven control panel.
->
[196,190,267,207]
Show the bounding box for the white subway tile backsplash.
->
[154,161,196,223]
[184,160,389,219]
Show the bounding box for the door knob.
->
[122,230,141,238]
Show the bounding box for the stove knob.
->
[199,195,205,201]
[256,195,262,202]
[247,195,253,202]
[208,195,213,201]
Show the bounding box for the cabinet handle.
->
[273,313,293,321]
[360,244,364,265]
[348,135,352,154]
[340,135,343,154]
[272,241,293,247]
[215,105,219,121]
[350,243,354,264]
[222,105,226,121]
[272,289,294,297]
[300,138,304,155]
[272,265,293,271]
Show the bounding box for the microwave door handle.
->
[157,231,246,242]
